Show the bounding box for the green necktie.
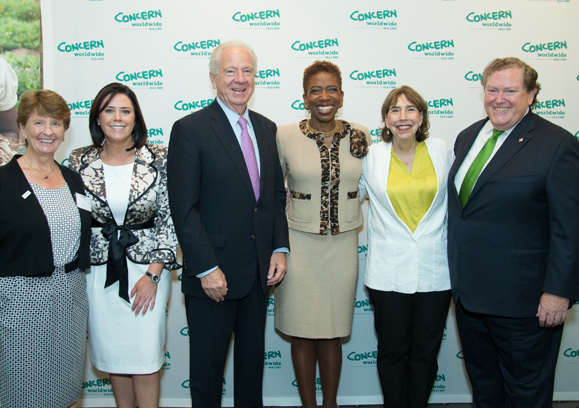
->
[459,129,505,208]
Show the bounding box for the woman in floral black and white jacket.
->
[69,82,179,408]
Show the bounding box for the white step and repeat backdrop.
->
[39,0,579,406]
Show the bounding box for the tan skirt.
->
[274,228,359,338]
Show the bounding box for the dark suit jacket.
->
[168,101,289,299]
[0,155,91,277]
[448,111,579,318]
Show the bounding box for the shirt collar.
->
[216,97,252,130]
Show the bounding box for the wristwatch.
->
[145,271,161,283]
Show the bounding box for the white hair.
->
[209,40,258,76]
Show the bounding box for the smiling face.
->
[385,94,423,143]
[98,93,136,147]
[303,71,344,131]
[210,47,255,115]
[484,67,536,131]
[20,112,65,158]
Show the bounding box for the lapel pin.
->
[519,138,523,142]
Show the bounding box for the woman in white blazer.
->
[359,86,453,408]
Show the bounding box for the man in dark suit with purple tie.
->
[167,41,289,408]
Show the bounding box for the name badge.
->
[76,193,91,212]
[22,190,31,199]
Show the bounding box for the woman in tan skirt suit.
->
[275,60,371,408]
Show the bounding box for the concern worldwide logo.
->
[464,70,483,86]
[57,40,104,60]
[465,10,512,31]
[408,39,454,60]
[522,41,567,62]
[161,351,171,371]
[291,38,339,59]
[82,378,113,396]
[531,98,566,120]
[264,350,282,369]
[370,128,383,144]
[173,39,221,58]
[349,68,397,89]
[114,9,162,30]
[354,297,373,314]
[432,374,446,393]
[290,99,307,111]
[427,98,454,119]
[115,68,163,90]
[358,244,367,259]
[232,9,280,30]
[292,378,323,392]
[67,98,94,118]
[563,347,579,359]
[255,68,281,89]
[174,99,214,113]
[267,297,274,317]
[349,9,397,30]
[347,350,377,366]
[147,127,164,145]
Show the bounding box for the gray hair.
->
[209,41,258,76]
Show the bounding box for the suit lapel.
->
[127,145,157,210]
[448,120,486,207]
[209,102,257,203]
[468,112,535,204]
[375,143,412,234]
[76,147,114,224]
[4,157,51,236]
[79,147,108,206]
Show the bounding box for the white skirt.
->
[86,260,170,374]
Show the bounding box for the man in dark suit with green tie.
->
[448,57,579,408]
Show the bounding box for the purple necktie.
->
[238,117,260,200]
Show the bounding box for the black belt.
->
[92,217,155,302]
[64,257,80,273]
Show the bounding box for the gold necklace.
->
[307,120,339,137]
[23,155,57,179]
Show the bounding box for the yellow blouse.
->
[387,142,438,233]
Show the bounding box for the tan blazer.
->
[276,120,371,235]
